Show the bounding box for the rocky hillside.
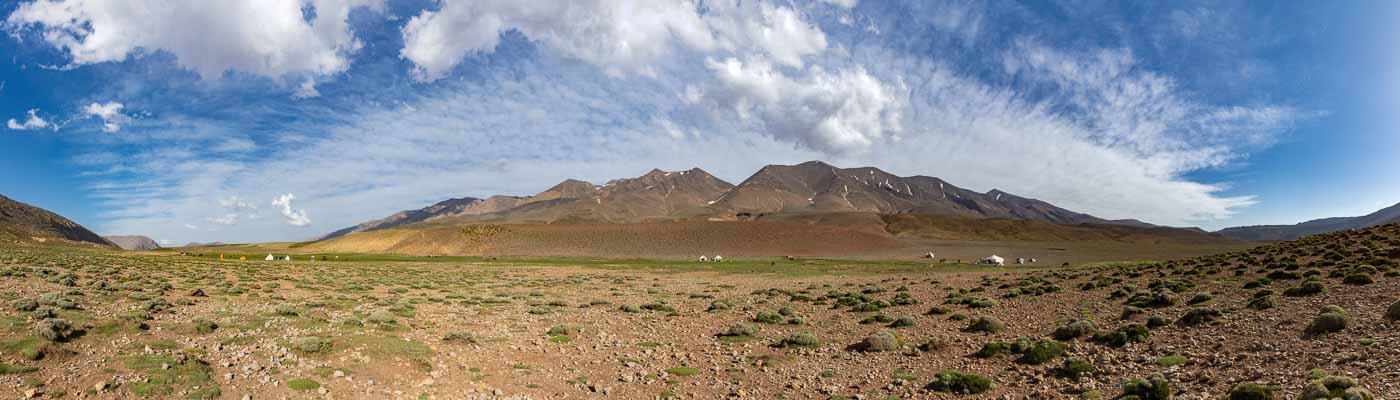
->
[0,194,114,247]
[103,235,160,250]
[318,197,482,241]
[709,161,1146,226]
[1218,202,1400,241]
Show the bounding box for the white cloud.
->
[293,79,321,99]
[704,57,905,154]
[399,0,826,80]
[206,213,238,225]
[817,0,859,8]
[5,0,384,79]
[182,224,198,230]
[401,0,712,80]
[83,101,127,133]
[6,109,51,130]
[271,193,312,227]
[218,195,257,211]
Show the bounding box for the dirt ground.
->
[0,225,1397,399]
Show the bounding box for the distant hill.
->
[0,194,115,247]
[104,235,160,250]
[181,242,226,248]
[1218,202,1400,241]
[318,197,482,240]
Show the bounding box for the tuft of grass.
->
[1155,355,1188,367]
[287,378,320,391]
[665,366,700,377]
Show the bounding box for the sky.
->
[1,0,1398,245]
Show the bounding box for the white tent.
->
[980,255,1005,266]
[265,254,275,261]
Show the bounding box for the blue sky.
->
[1,0,1397,245]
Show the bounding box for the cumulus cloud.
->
[6,109,51,130]
[704,57,906,154]
[83,102,128,133]
[399,0,826,80]
[271,193,312,227]
[4,0,384,79]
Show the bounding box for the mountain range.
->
[1216,202,1400,241]
[319,161,1158,240]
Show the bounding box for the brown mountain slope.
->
[318,197,482,240]
[304,212,1232,259]
[427,168,733,224]
[104,235,161,250]
[319,161,1159,240]
[0,194,115,247]
[708,161,1131,226]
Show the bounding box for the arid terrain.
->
[1,222,1397,399]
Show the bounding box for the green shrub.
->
[193,318,218,334]
[1121,374,1171,400]
[1018,340,1065,365]
[754,311,784,324]
[1188,293,1212,304]
[926,370,993,394]
[294,336,329,353]
[889,316,916,328]
[1176,307,1222,327]
[1306,313,1348,336]
[974,342,1009,358]
[965,316,1005,333]
[1228,383,1278,400]
[366,310,396,324]
[1387,299,1400,320]
[926,306,950,315]
[858,330,900,352]
[1284,280,1325,297]
[779,332,820,348]
[1093,324,1149,347]
[36,318,75,342]
[706,301,732,312]
[1146,315,1171,329]
[1342,273,1374,285]
[11,299,38,312]
[722,323,758,337]
[1247,296,1274,310]
[1051,320,1096,341]
[547,324,583,336]
[1059,357,1093,380]
[620,304,643,313]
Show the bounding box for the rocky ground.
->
[0,224,1397,399]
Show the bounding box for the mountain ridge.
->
[1216,202,1400,241]
[318,161,1160,240]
